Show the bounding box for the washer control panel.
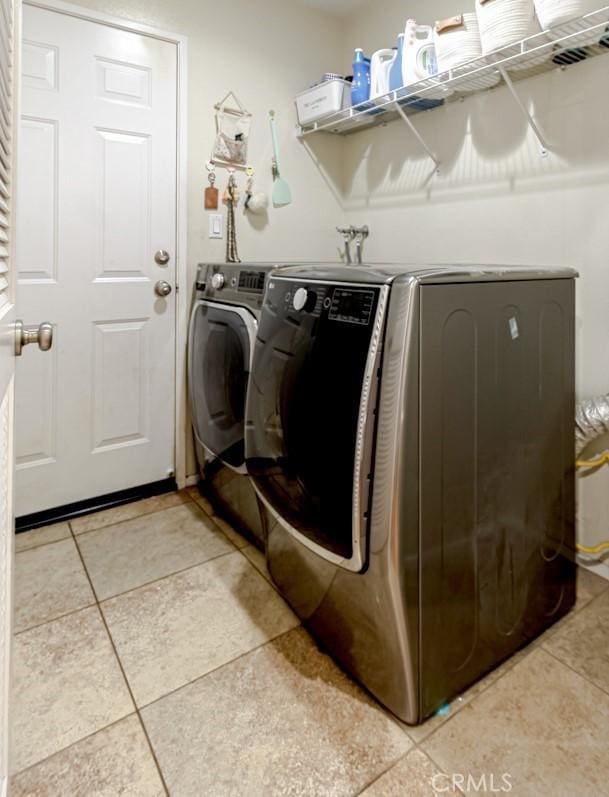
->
[195,263,275,311]
[266,280,378,327]
[329,288,375,326]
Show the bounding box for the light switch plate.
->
[209,213,223,239]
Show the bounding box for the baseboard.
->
[15,478,177,532]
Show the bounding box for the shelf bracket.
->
[394,102,440,173]
[498,67,549,156]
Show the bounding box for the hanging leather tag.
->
[205,185,219,210]
[435,15,464,34]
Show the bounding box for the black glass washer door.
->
[188,300,256,471]
[246,279,384,571]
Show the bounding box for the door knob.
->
[154,280,173,297]
[15,320,53,356]
[154,249,170,265]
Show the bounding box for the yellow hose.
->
[576,452,609,469]
[575,452,609,557]
[577,540,609,555]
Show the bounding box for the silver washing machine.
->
[246,262,577,723]
[188,262,277,548]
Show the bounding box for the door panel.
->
[95,128,150,279]
[92,319,149,452]
[16,116,57,282]
[21,39,58,92]
[16,6,178,515]
[15,341,56,467]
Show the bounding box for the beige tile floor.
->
[11,488,609,796]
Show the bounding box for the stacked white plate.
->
[535,0,604,48]
[476,0,550,71]
[434,12,501,92]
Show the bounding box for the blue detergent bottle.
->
[388,34,405,97]
[389,31,443,111]
[351,49,371,106]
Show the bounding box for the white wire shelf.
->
[297,6,609,144]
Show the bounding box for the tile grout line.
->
[71,495,194,539]
[352,748,412,796]
[540,642,609,700]
[15,493,196,550]
[14,533,73,555]
[14,543,246,638]
[10,713,143,781]
[421,747,468,796]
[353,743,467,797]
[96,546,240,605]
[13,601,98,637]
[69,520,171,797]
[235,547,284,596]
[136,624,301,713]
[409,641,538,748]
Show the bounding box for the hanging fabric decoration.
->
[225,173,241,264]
[244,166,269,215]
[211,91,252,169]
[204,161,219,210]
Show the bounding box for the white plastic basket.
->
[535,0,604,47]
[476,0,540,52]
[476,0,552,71]
[295,78,351,126]
[434,13,500,92]
[535,0,599,28]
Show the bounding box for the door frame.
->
[22,0,189,488]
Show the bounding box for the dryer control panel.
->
[195,263,276,310]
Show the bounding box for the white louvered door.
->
[0,0,18,792]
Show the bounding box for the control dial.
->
[211,272,225,290]
[292,287,309,311]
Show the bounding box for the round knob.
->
[292,287,308,311]
[14,320,54,356]
[211,273,225,290]
[155,249,170,265]
[37,322,53,351]
[154,280,172,297]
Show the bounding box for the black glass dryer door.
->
[188,301,256,470]
[246,280,382,570]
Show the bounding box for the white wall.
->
[340,0,609,551]
[74,0,345,267]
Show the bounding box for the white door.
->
[15,3,178,517]
[1,0,19,791]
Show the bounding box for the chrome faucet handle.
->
[336,226,356,239]
[336,227,354,264]
[351,225,369,265]
[351,225,369,240]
